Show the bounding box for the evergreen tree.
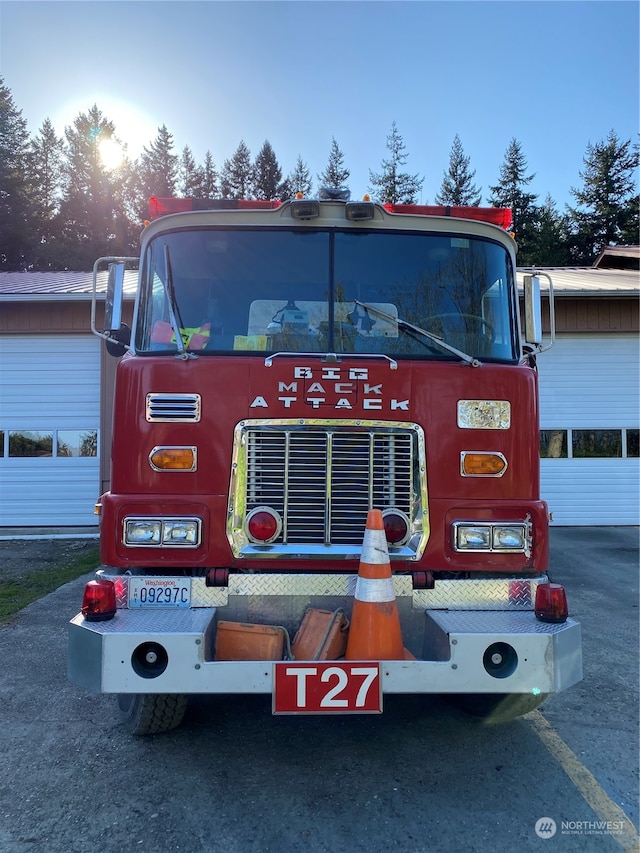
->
[56,105,130,269]
[0,77,33,269]
[27,118,64,269]
[178,145,204,197]
[567,131,639,262]
[287,154,313,198]
[220,140,253,199]
[435,134,481,206]
[531,195,572,266]
[317,137,350,194]
[489,138,539,265]
[253,139,284,200]
[369,122,423,204]
[108,153,143,257]
[137,124,178,205]
[200,150,218,198]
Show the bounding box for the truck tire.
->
[450,692,548,724]
[117,694,188,735]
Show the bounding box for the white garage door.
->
[537,334,639,525]
[0,334,101,527]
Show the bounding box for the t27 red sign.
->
[273,662,382,714]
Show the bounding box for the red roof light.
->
[383,203,512,230]
[148,197,282,220]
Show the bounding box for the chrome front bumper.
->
[68,573,582,696]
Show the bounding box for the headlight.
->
[124,517,201,547]
[456,524,491,550]
[492,525,526,550]
[453,522,529,554]
[162,520,199,545]
[125,520,161,545]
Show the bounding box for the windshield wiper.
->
[354,300,481,367]
[163,245,191,359]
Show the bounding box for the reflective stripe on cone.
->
[345,508,406,661]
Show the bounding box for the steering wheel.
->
[424,313,495,343]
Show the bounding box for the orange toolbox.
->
[291,609,348,660]
[214,621,286,661]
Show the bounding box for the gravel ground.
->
[0,537,100,583]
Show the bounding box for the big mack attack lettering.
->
[249,366,410,411]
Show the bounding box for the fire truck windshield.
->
[135,228,517,361]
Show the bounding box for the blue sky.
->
[1,0,638,208]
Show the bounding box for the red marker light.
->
[382,510,410,545]
[246,507,282,543]
[81,578,117,622]
[535,582,569,623]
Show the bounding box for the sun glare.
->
[99,137,124,169]
[55,95,158,161]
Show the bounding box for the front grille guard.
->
[227,418,428,560]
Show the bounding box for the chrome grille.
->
[146,393,201,422]
[229,419,427,559]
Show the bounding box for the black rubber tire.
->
[449,692,548,724]
[117,694,188,735]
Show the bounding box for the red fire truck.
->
[68,192,582,734]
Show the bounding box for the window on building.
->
[57,430,98,457]
[9,431,53,457]
[627,429,639,458]
[572,429,622,458]
[540,430,568,458]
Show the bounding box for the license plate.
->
[273,662,382,714]
[128,577,191,608]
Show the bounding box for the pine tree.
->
[26,118,64,268]
[178,145,204,197]
[435,134,481,206]
[567,131,639,262]
[317,137,350,194]
[56,105,130,268]
[200,150,218,198]
[137,124,178,203]
[288,155,313,198]
[369,122,423,204]
[253,140,284,200]
[489,138,539,265]
[531,195,572,266]
[0,77,33,269]
[220,140,253,199]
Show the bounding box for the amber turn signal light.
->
[461,452,507,476]
[149,447,196,471]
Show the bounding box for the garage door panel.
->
[539,334,639,526]
[542,460,640,525]
[0,334,100,527]
[538,335,639,428]
[1,463,101,526]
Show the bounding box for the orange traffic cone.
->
[345,508,406,660]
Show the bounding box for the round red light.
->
[82,578,116,621]
[382,511,409,544]
[246,508,281,543]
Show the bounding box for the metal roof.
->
[0,270,138,301]
[0,267,637,301]
[516,267,639,296]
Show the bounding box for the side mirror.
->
[105,262,125,332]
[523,274,543,346]
[91,255,138,354]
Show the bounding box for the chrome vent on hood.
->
[146,393,201,422]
